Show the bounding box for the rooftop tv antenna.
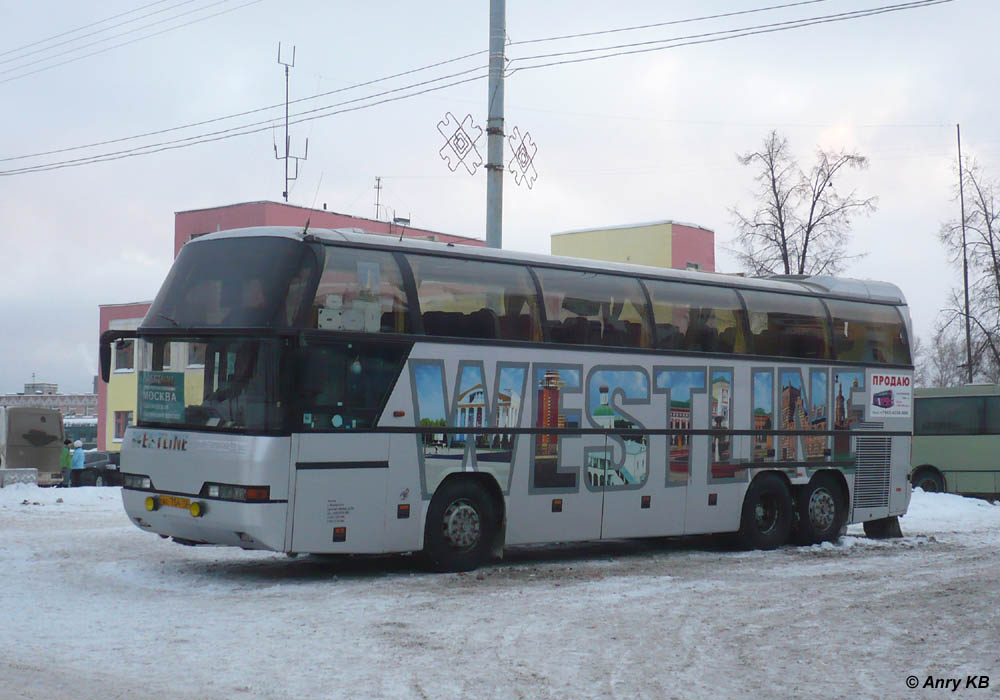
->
[274,43,308,202]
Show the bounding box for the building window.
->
[113,411,133,442]
[188,342,206,367]
[114,340,135,372]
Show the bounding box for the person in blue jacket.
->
[69,440,85,486]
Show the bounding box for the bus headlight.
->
[124,474,153,490]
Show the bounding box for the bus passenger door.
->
[599,430,686,539]
[289,433,389,553]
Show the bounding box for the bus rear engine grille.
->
[853,436,891,510]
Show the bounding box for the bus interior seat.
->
[422,309,500,339]
[548,316,589,344]
[499,313,534,340]
[655,323,684,350]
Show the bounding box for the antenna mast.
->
[374,176,382,220]
[275,43,308,202]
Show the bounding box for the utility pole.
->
[374,176,382,220]
[958,124,973,383]
[485,0,505,249]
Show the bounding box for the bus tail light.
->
[200,483,270,503]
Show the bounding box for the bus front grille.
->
[853,436,891,511]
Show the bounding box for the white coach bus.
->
[101,227,913,571]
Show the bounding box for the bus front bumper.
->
[121,488,288,551]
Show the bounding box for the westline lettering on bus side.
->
[131,432,188,451]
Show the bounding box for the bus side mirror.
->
[100,343,112,383]
[99,329,139,383]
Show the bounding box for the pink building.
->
[173,200,483,257]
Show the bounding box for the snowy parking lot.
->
[1,486,998,700]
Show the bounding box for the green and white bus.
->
[911,385,1000,499]
[63,416,98,450]
[101,226,914,571]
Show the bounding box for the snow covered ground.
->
[1,486,998,700]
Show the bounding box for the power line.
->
[508,0,835,46]
[0,73,488,176]
[0,0,957,177]
[0,0,931,162]
[0,1,830,157]
[0,64,487,176]
[0,0,204,68]
[0,0,265,85]
[0,0,176,59]
[507,0,952,72]
[0,0,237,78]
[0,48,486,163]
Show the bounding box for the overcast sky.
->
[1,0,995,394]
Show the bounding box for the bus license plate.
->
[160,495,190,510]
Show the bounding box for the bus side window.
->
[293,341,408,431]
[408,254,542,342]
[915,396,983,435]
[311,247,411,334]
[533,268,650,348]
[741,290,830,360]
[826,299,910,365]
[644,280,746,354]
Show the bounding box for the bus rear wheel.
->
[423,479,497,572]
[912,468,944,493]
[795,473,846,545]
[738,473,793,550]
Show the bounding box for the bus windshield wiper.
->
[154,312,179,327]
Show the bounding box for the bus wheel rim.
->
[755,496,779,534]
[442,499,480,551]
[808,489,835,531]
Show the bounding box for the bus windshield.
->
[144,237,320,329]
[136,336,409,434]
[138,336,287,432]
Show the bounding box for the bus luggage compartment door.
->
[290,433,389,553]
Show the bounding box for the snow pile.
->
[0,482,121,511]
[900,487,1000,534]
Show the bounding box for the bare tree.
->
[730,130,877,276]
[919,323,967,388]
[939,159,1000,379]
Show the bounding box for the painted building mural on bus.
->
[532,366,581,490]
[584,369,650,490]
[410,360,527,495]
[833,371,864,461]
[653,368,705,486]
[408,358,882,497]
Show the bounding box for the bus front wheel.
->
[423,479,497,572]
[795,473,846,545]
[738,473,793,550]
[911,468,944,493]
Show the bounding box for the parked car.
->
[68,450,122,487]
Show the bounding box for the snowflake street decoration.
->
[507,126,538,189]
[437,112,484,176]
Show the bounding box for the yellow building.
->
[551,220,715,272]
